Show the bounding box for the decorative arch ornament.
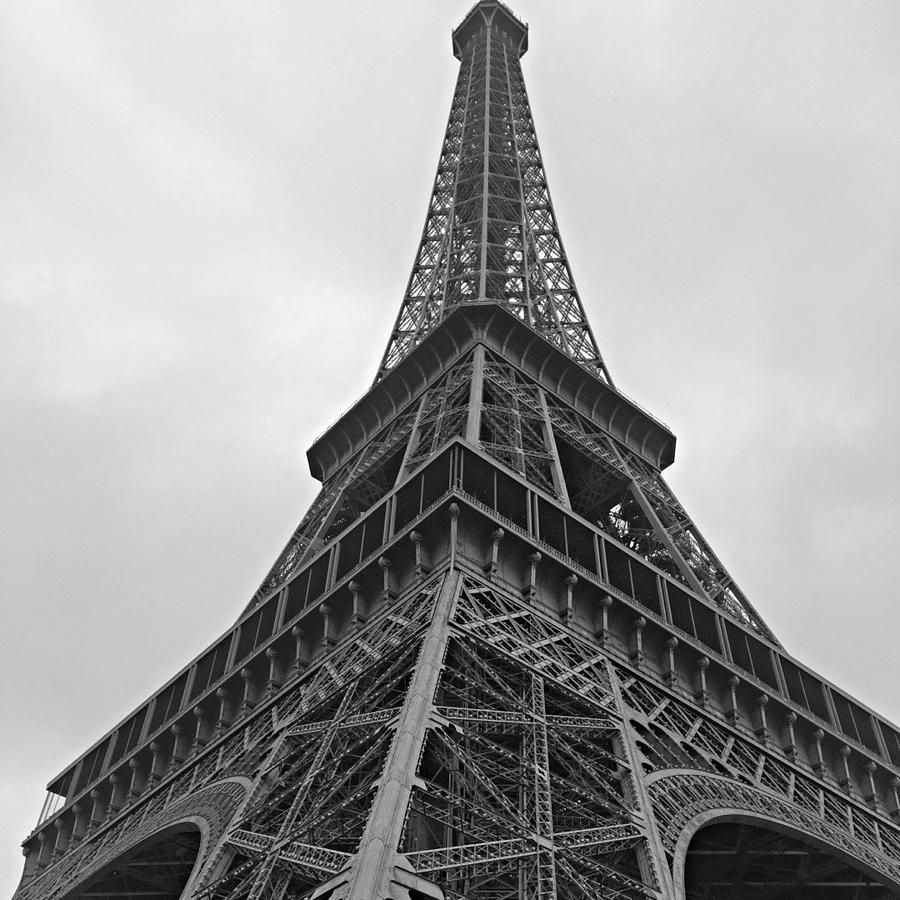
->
[63,823,203,899]
[38,779,250,900]
[647,770,900,898]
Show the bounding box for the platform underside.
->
[685,821,896,899]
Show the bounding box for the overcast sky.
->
[2,0,900,892]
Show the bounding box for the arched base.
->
[683,820,896,899]
[63,825,202,899]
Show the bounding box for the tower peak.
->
[453,1,528,59]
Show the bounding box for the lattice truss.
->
[199,649,420,899]
[477,352,774,642]
[479,356,559,497]
[255,339,772,640]
[614,667,900,890]
[402,579,653,900]
[377,17,609,382]
[190,574,659,900]
[253,357,474,602]
[14,577,441,900]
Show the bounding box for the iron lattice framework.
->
[15,4,900,900]
[376,1,609,384]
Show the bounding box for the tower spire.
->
[377,0,611,384]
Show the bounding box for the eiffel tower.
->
[14,3,900,898]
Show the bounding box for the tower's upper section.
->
[452,1,528,59]
[377,0,609,384]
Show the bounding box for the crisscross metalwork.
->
[378,4,609,383]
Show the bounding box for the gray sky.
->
[2,0,899,891]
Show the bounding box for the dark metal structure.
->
[14,3,900,898]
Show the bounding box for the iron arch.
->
[673,810,900,899]
[61,821,205,899]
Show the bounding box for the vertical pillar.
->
[726,676,741,726]
[838,745,853,794]
[811,729,826,777]
[191,705,207,756]
[126,758,143,803]
[378,556,394,600]
[265,648,280,695]
[478,20,492,298]
[783,712,798,762]
[395,395,429,487]
[148,741,163,787]
[239,669,255,716]
[523,673,558,899]
[864,761,880,811]
[595,595,613,648]
[410,531,429,578]
[49,818,67,863]
[87,789,105,835]
[484,527,504,578]
[35,832,49,871]
[349,581,366,631]
[465,344,486,443]
[537,387,570,506]
[215,688,231,737]
[169,723,186,772]
[524,551,541,601]
[320,605,335,652]
[694,656,710,709]
[889,776,900,821]
[291,625,308,672]
[69,803,85,846]
[561,574,577,625]
[332,570,461,900]
[663,637,679,689]
[755,695,770,746]
[630,617,646,669]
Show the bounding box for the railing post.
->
[694,656,710,709]
[663,636,679,689]
[524,550,541,601]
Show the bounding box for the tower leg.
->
[607,661,676,899]
[326,571,461,900]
